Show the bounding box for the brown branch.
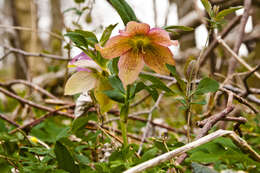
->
[228,0,252,75]
[0,113,19,127]
[200,15,241,66]
[0,87,74,118]
[1,45,68,61]
[0,79,58,100]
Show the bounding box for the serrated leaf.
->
[216,6,242,19]
[103,90,125,103]
[107,57,119,75]
[163,25,194,31]
[74,30,98,47]
[201,0,213,17]
[54,141,80,173]
[166,64,186,93]
[100,24,118,46]
[140,73,174,94]
[108,75,125,94]
[64,71,96,95]
[65,32,87,48]
[191,162,218,173]
[135,82,159,101]
[194,77,219,95]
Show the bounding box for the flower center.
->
[129,35,150,53]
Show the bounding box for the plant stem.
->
[120,85,131,147]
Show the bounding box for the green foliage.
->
[54,141,80,173]
[193,77,219,95]
[109,0,137,25]
[191,162,218,173]
[100,24,118,46]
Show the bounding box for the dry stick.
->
[9,104,74,134]
[217,37,260,79]
[0,50,12,61]
[200,15,241,66]
[105,112,186,135]
[176,105,235,164]
[0,113,19,127]
[197,116,247,127]
[0,80,58,100]
[241,65,260,97]
[0,25,64,40]
[0,87,74,118]
[220,88,259,113]
[1,45,68,61]
[124,129,260,173]
[137,81,175,155]
[228,0,252,75]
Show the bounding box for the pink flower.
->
[95,21,178,86]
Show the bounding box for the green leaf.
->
[194,77,219,95]
[107,58,119,75]
[103,90,125,103]
[74,0,84,3]
[54,141,80,173]
[100,24,118,46]
[139,73,174,94]
[191,162,218,173]
[135,82,159,101]
[216,6,243,19]
[74,30,98,47]
[166,64,186,93]
[108,75,125,94]
[163,25,194,31]
[201,0,213,17]
[72,114,91,133]
[65,32,87,48]
[118,0,137,21]
[141,148,159,162]
[110,0,131,25]
[110,0,137,25]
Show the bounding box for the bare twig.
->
[217,37,260,79]
[228,0,252,75]
[0,87,74,118]
[200,15,241,66]
[0,80,58,100]
[0,113,19,127]
[1,45,68,61]
[0,25,64,40]
[137,81,175,155]
[241,65,260,97]
[124,129,260,173]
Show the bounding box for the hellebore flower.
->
[64,52,114,113]
[95,21,178,86]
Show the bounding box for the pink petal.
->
[118,50,144,86]
[120,21,150,36]
[148,28,177,47]
[143,44,175,75]
[95,35,132,59]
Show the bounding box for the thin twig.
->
[123,129,260,173]
[137,81,175,155]
[241,65,260,97]
[228,0,252,75]
[0,80,58,100]
[1,45,68,61]
[217,37,260,79]
[0,113,19,127]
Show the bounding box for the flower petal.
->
[64,71,96,95]
[120,21,150,36]
[118,51,144,86]
[95,35,132,59]
[143,44,175,75]
[148,28,177,47]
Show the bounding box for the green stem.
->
[120,103,129,147]
[120,85,131,147]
